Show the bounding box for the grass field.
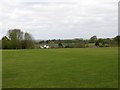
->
[0,50,2,89]
[2,48,118,88]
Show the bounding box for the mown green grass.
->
[0,50,2,89]
[2,48,118,88]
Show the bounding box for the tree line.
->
[1,29,34,49]
[1,29,120,49]
[37,35,120,48]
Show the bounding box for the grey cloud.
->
[0,0,118,39]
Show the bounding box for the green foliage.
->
[58,43,63,48]
[74,42,85,48]
[65,45,70,48]
[23,32,34,49]
[99,44,104,47]
[89,35,97,43]
[97,37,119,47]
[114,35,120,42]
[114,35,120,46]
[0,40,2,49]
[2,29,34,49]
[2,30,119,49]
[8,29,23,40]
[95,41,99,46]
[2,36,10,49]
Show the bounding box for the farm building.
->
[39,45,50,49]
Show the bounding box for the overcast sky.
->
[0,0,119,40]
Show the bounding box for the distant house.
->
[39,45,50,49]
[44,45,49,49]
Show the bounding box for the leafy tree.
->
[114,35,120,47]
[114,35,120,43]
[89,35,97,43]
[8,29,23,40]
[98,38,104,44]
[0,40,2,49]
[23,32,34,49]
[95,41,99,46]
[58,43,63,48]
[7,29,23,49]
[2,29,34,49]
[2,36,10,49]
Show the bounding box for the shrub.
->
[74,42,85,48]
